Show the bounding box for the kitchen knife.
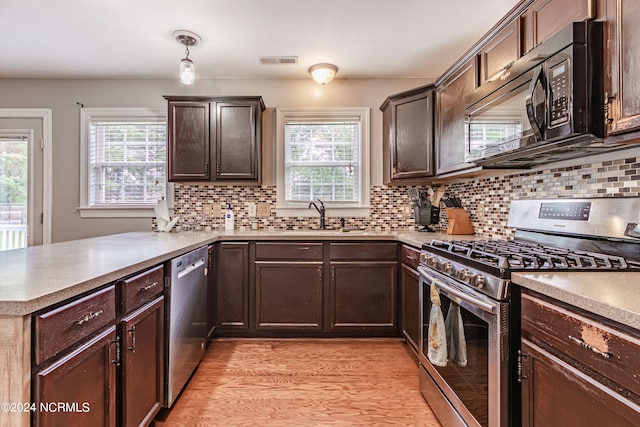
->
[442,196,455,208]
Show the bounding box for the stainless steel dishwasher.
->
[165,245,208,407]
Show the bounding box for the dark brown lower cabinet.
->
[400,263,420,351]
[34,326,117,427]
[216,242,250,330]
[330,262,397,332]
[121,296,164,427]
[520,338,640,427]
[255,262,323,330]
[520,290,640,426]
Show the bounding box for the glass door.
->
[0,135,28,250]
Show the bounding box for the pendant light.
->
[308,63,338,85]
[173,30,201,85]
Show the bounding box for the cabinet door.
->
[121,297,164,427]
[520,338,640,427]
[255,262,323,330]
[400,263,420,351]
[605,0,640,136]
[389,90,434,180]
[522,0,595,53]
[329,262,397,332]
[167,101,211,181]
[436,58,477,176]
[34,326,117,427]
[216,242,250,330]
[479,18,521,85]
[213,101,260,181]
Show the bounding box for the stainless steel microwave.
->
[464,21,620,168]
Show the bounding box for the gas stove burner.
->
[424,239,633,272]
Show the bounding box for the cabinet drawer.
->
[34,285,116,365]
[330,242,397,260]
[400,245,420,269]
[121,265,164,313]
[255,242,323,260]
[521,291,640,397]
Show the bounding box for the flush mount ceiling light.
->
[173,30,201,85]
[308,63,338,85]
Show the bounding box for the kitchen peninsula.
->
[1,230,639,427]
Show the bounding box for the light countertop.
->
[0,229,458,316]
[2,230,639,333]
[512,272,640,330]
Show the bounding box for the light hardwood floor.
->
[154,338,441,427]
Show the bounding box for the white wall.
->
[0,77,431,242]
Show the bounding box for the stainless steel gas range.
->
[417,198,640,427]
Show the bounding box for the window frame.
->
[79,107,172,218]
[275,107,370,218]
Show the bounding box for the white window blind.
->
[284,120,361,204]
[468,120,522,152]
[88,119,166,206]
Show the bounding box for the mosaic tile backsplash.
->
[172,154,640,239]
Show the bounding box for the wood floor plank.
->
[155,339,441,427]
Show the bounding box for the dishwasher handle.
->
[177,257,206,279]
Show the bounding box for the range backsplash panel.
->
[172,155,640,239]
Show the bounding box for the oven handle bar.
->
[418,266,497,314]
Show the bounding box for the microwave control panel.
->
[549,60,570,126]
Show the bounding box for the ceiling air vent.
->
[259,56,298,65]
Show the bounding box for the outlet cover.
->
[257,203,271,217]
[211,204,222,217]
[247,203,257,217]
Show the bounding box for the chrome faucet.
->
[308,199,326,229]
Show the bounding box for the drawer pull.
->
[406,255,417,261]
[568,335,612,359]
[74,309,104,326]
[138,282,159,292]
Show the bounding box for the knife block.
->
[445,208,474,235]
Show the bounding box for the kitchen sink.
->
[280,228,367,236]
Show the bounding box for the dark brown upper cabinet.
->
[604,0,640,137]
[436,58,478,176]
[521,0,595,53]
[165,96,265,183]
[167,101,210,181]
[380,85,435,184]
[478,18,522,85]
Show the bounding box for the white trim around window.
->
[78,107,173,218]
[275,107,370,218]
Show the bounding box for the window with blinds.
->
[87,118,166,206]
[284,121,360,204]
[275,107,370,214]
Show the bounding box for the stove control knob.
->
[458,269,472,283]
[427,255,439,268]
[472,274,485,289]
[441,262,453,274]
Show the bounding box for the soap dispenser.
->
[225,203,234,230]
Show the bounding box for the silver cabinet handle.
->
[568,335,612,359]
[74,309,104,325]
[128,326,137,353]
[138,282,159,292]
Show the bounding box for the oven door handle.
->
[419,266,497,314]
[437,280,496,314]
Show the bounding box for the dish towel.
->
[427,280,448,367]
[445,302,468,367]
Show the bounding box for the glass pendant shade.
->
[179,58,195,85]
[309,63,338,85]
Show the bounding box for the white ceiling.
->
[0,0,520,80]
